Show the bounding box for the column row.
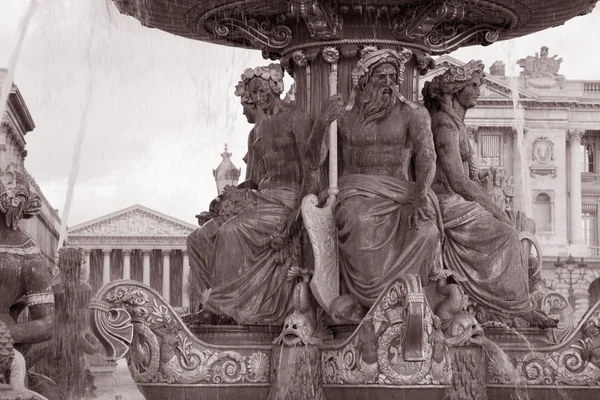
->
[84,249,190,311]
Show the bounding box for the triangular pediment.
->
[420,55,538,102]
[68,205,196,236]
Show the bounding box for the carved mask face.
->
[368,63,397,97]
[455,76,481,110]
[248,77,276,112]
[277,310,315,347]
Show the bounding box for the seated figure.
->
[421,60,557,328]
[0,167,58,396]
[308,48,443,311]
[186,64,312,325]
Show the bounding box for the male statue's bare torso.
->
[340,103,423,182]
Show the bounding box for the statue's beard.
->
[356,83,397,130]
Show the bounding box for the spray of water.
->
[474,335,530,400]
[503,41,532,216]
[56,12,96,253]
[0,0,37,126]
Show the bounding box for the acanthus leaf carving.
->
[391,1,515,54]
[205,17,292,51]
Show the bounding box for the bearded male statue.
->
[308,48,443,311]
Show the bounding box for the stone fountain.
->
[86,1,600,399]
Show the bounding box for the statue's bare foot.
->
[520,309,559,329]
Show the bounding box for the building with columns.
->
[67,204,196,312]
[421,49,600,321]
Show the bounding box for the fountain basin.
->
[90,280,600,400]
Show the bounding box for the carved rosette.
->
[292,50,308,68]
[322,47,340,65]
[89,281,270,385]
[321,275,451,386]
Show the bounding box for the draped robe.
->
[335,174,444,307]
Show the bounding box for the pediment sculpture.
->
[71,210,194,236]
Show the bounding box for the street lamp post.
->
[554,254,588,307]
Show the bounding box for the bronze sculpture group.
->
[186,48,558,340]
[0,47,564,400]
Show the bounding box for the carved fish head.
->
[443,311,484,347]
[274,310,317,347]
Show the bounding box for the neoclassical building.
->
[66,146,243,313]
[421,48,600,321]
[67,205,197,312]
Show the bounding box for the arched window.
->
[533,192,552,233]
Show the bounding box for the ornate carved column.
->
[182,251,190,311]
[123,249,131,280]
[162,250,171,303]
[142,250,151,286]
[568,129,584,245]
[102,249,111,285]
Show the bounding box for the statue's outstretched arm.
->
[434,118,512,226]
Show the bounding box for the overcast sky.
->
[1,0,599,227]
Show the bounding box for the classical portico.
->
[67,204,196,311]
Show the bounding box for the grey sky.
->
[1,0,599,227]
